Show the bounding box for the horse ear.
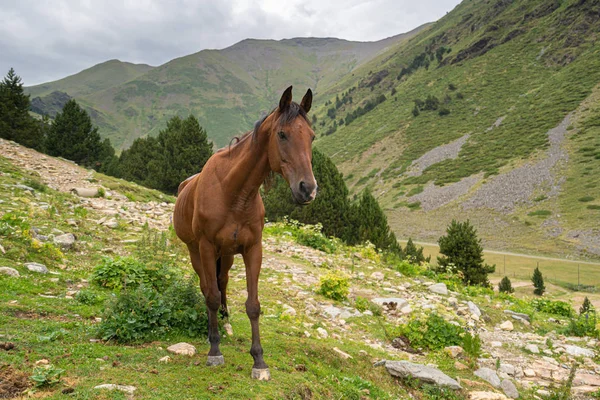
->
[300,88,312,114]
[279,85,293,111]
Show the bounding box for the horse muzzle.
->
[292,180,317,205]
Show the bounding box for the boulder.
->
[0,267,20,277]
[565,345,594,358]
[167,342,196,356]
[499,321,513,331]
[53,233,76,250]
[24,262,48,274]
[385,360,461,390]
[501,379,519,398]
[503,310,530,322]
[468,301,481,317]
[370,271,385,281]
[71,187,99,197]
[428,283,448,295]
[474,367,501,388]
[524,344,539,354]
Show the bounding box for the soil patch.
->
[0,365,30,399]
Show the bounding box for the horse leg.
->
[242,242,270,380]
[218,255,234,319]
[198,240,224,366]
[187,243,210,334]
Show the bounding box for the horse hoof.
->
[251,368,271,381]
[206,355,225,366]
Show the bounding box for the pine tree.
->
[499,276,514,293]
[532,267,545,296]
[580,297,594,315]
[437,220,495,287]
[351,189,402,254]
[403,238,430,264]
[118,136,163,187]
[45,99,113,169]
[0,68,44,150]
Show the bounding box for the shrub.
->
[564,313,598,338]
[403,238,430,264]
[91,256,173,291]
[399,314,462,350]
[318,273,350,301]
[98,278,208,343]
[437,220,495,287]
[578,196,595,202]
[580,297,594,315]
[296,224,337,253]
[528,210,551,217]
[75,290,102,305]
[532,299,573,317]
[354,296,370,312]
[30,364,64,387]
[499,276,514,293]
[462,332,482,359]
[438,108,450,116]
[532,267,545,296]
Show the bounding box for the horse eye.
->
[278,131,287,140]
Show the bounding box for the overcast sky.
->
[1,0,461,86]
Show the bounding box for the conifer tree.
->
[499,276,514,293]
[437,220,495,287]
[580,297,593,315]
[351,189,402,254]
[532,267,545,296]
[403,238,430,264]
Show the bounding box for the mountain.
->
[25,26,428,149]
[313,0,600,258]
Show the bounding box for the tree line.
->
[0,68,212,194]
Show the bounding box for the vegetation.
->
[532,267,546,296]
[398,314,462,351]
[436,220,495,287]
[317,273,350,301]
[498,276,514,293]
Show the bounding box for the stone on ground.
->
[565,345,594,358]
[428,283,448,295]
[94,384,136,395]
[317,327,328,339]
[468,301,481,317]
[71,187,99,197]
[385,360,461,390]
[501,379,519,398]
[524,344,539,354]
[24,262,48,274]
[371,298,408,309]
[444,346,463,358]
[499,321,513,331]
[474,367,501,388]
[158,356,171,363]
[0,267,20,277]
[53,233,76,250]
[167,342,196,356]
[468,392,508,400]
[333,347,353,359]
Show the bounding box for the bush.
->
[75,289,102,305]
[403,238,430,264]
[296,224,337,253]
[399,314,462,350]
[91,256,174,291]
[318,273,350,301]
[532,267,545,296]
[564,313,598,338]
[462,332,482,359]
[532,299,573,317]
[580,297,594,315]
[499,276,514,293]
[98,279,208,343]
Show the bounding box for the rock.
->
[333,347,353,359]
[448,297,458,306]
[94,384,136,395]
[317,328,328,339]
[282,304,296,317]
[428,283,448,295]
[158,356,171,363]
[25,262,48,274]
[370,271,384,281]
[167,342,196,356]
[501,379,519,398]
[224,323,233,336]
[474,367,501,388]
[455,361,469,370]
[13,184,35,193]
[400,305,412,314]
[71,187,99,197]
[445,346,463,358]
[104,218,119,229]
[323,305,342,319]
[0,267,20,277]
[503,310,530,322]
[499,364,516,377]
[565,345,594,358]
[35,359,49,365]
[385,360,461,390]
[524,344,539,354]
[491,341,503,348]
[468,392,508,400]
[468,301,481,317]
[499,321,514,331]
[53,233,76,250]
[371,298,408,309]
[523,369,536,377]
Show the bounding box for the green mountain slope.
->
[25,27,427,149]
[313,0,600,258]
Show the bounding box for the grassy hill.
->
[312,0,600,258]
[25,27,427,150]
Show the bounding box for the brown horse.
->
[173,86,316,380]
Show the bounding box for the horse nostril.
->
[299,181,306,193]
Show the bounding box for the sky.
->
[0,0,461,86]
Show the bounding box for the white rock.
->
[322,305,342,319]
[94,384,136,395]
[0,267,20,277]
[475,367,501,388]
[491,341,503,348]
[499,321,514,331]
[468,301,482,317]
[53,233,76,250]
[565,345,594,358]
[104,218,119,229]
[501,379,519,399]
[158,356,171,363]
[167,342,196,356]
[524,344,539,354]
[428,283,448,295]
[448,297,458,306]
[400,305,412,314]
[370,271,385,281]
[317,327,328,339]
[468,392,508,400]
[282,304,296,317]
[25,262,48,274]
[523,369,536,377]
[499,364,516,376]
[224,323,233,336]
[385,361,461,389]
[333,347,353,359]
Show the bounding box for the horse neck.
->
[222,130,271,205]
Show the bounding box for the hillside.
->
[25,27,427,149]
[2,139,600,399]
[313,0,600,259]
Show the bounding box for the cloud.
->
[0,0,460,85]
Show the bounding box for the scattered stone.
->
[317,328,328,339]
[445,346,463,358]
[282,304,296,317]
[25,262,48,274]
[370,271,384,281]
[565,345,594,358]
[455,361,469,370]
[104,218,119,229]
[53,233,76,250]
[474,367,501,388]
[224,323,233,336]
[323,305,343,319]
[499,321,514,331]
[523,369,536,377]
[499,364,515,377]
[333,347,353,359]
[0,267,20,277]
[524,344,539,354]
[400,305,412,314]
[158,356,171,363]
[491,341,503,348]
[468,392,508,400]
[503,310,530,322]
[501,379,519,398]
[35,359,49,366]
[468,301,481,317]
[448,297,458,306]
[385,361,461,390]
[167,343,196,356]
[94,384,136,395]
[428,283,448,295]
[371,298,408,309]
[71,187,99,197]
